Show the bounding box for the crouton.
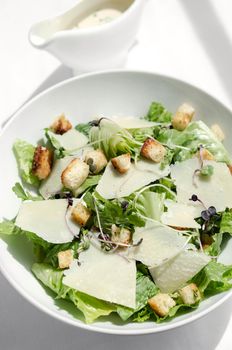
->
[178,283,201,305]
[140,138,166,163]
[61,158,89,191]
[111,224,131,245]
[85,149,107,174]
[228,164,232,175]
[72,202,91,226]
[148,293,176,317]
[58,249,73,269]
[111,153,131,174]
[211,124,225,142]
[51,114,72,135]
[32,146,53,180]
[172,103,195,131]
[197,148,214,161]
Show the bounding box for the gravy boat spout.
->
[29,0,147,74]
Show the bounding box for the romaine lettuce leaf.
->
[0,219,51,250]
[145,102,172,123]
[117,271,158,321]
[32,263,116,323]
[12,182,42,201]
[84,192,145,233]
[89,119,140,159]
[157,121,231,164]
[135,191,165,221]
[220,209,232,235]
[74,175,101,196]
[13,140,40,186]
[191,261,232,295]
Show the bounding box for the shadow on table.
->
[2,65,73,128]
[179,0,232,103]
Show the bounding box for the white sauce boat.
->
[29,0,147,74]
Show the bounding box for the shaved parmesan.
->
[149,250,210,293]
[127,223,188,267]
[47,129,88,151]
[96,161,170,199]
[161,200,201,229]
[111,116,157,129]
[63,242,136,308]
[171,158,232,212]
[15,199,79,243]
[39,156,75,199]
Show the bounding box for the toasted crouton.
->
[211,124,225,142]
[58,249,73,269]
[228,164,232,175]
[178,283,201,305]
[32,146,53,180]
[61,158,89,191]
[197,148,214,161]
[148,293,176,317]
[111,153,131,174]
[85,149,107,174]
[140,138,166,163]
[172,103,195,131]
[51,114,72,135]
[72,202,91,226]
[111,224,131,245]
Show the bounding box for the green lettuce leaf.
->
[84,192,145,233]
[74,175,101,196]
[220,209,232,235]
[191,261,232,296]
[75,122,92,137]
[13,140,40,186]
[117,271,158,321]
[157,121,231,164]
[32,263,116,323]
[44,241,79,268]
[135,191,165,221]
[12,182,42,201]
[0,219,51,250]
[45,129,62,150]
[145,102,172,123]
[89,119,140,159]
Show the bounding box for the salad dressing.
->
[74,8,122,29]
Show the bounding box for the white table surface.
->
[0,0,232,349]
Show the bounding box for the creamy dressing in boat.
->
[74,8,122,29]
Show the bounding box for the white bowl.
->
[0,70,231,335]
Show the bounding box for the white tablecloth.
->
[0,0,231,349]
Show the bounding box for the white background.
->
[0,0,231,349]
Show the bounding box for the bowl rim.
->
[0,69,232,335]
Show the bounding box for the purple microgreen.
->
[208,206,217,216]
[67,198,73,207]
[189,194,207,209]
[201,210,211,221]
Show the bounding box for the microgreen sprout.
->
[189,194,207,209]
[190,194,217,232]
[192,145,214,186]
